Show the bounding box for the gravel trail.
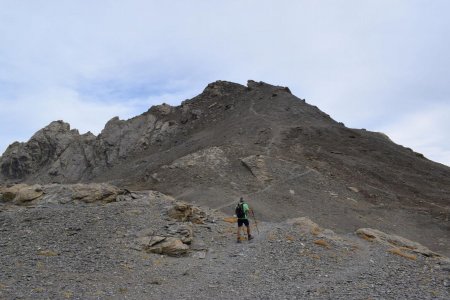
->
[0,193,448,300]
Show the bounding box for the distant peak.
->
[201,80,246,97]
[42,120,71,132]
[148,103,174,116]
[246,80,292,94]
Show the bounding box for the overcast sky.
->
[0,0,449,166]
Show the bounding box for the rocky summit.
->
[0,80,449,299]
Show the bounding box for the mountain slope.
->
[1,80,449,255]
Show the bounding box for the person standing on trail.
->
[236,197,253,243]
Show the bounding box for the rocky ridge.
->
[1,80,449,257]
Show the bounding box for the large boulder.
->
[166,223,194,244]
[69,183,123,203]
[0,184,44,204]
[141,236,189,257]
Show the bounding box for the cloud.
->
[0,87,131,149]
[0,82,204,153]
[377,104,450,166]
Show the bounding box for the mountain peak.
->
[0,79,448,256]
[200,80,246,98]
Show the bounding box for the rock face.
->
[1,80,449,255]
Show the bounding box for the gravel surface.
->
[0,192,448,300]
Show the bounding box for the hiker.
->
[236,197,253,243]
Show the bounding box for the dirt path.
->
[214,167,315,211]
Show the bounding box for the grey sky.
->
[0,0,449,166]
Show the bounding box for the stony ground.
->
[0,192,449,300]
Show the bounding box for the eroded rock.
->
[0,184,44,204]
[69,183,122,203]
[166,223,194,244]
[168,202,207,224]
[142,236,189,257]
[241,155,272,182]
[168,147,229,170]
[356,228,447,260]
[1,183,130,205]
[287,217,345,244]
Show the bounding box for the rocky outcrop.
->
[0,80,291,184]
[0,121,81,180]
[67,183,125,203]
[356,228,447,260]
[0,183,131,205]
[140,236,190,257]
[167,202,207,224]
[135,202,203,256]
[0,184,44,204]
[241,155,272,182]
[167,147,229,170]
[287,217,348,245]
[137,227,193,256]
[0,107,183,183]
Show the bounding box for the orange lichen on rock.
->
[311,226,323,236]
[314,239,331,249]
[388,248,417,260]
[223,217,237,223]
[286,235,295,241]
[358,232,376,242]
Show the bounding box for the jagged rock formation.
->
[1,80,449,255]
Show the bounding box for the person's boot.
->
[248,234,253,240]
[237,237,241,243]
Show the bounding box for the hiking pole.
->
[251,210,260,235]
